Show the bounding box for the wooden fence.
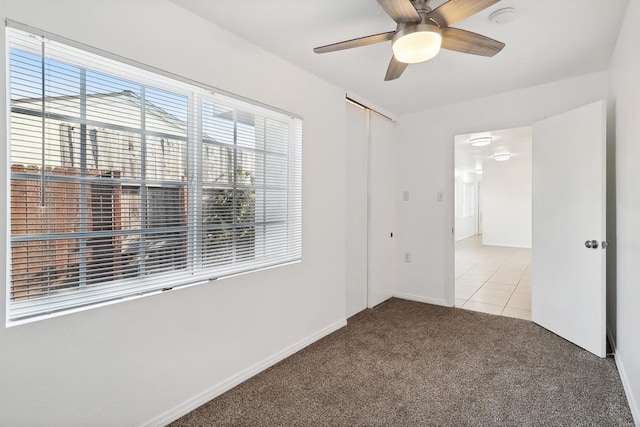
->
[10,164,123,301]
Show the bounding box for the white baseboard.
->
[393,292,452,308]
[141,318,347,427]
[455,233,476,242]
[481,242,532,249]
[614,350,640,426]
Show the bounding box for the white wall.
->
[481,152,532,248]
[0,1,348,426]
[609,0,640,423]
[395,71,609,307]
[454,171,479,241]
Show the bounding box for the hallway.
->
[455,235,531,320]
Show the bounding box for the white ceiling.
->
[455,126,531,174]
[170,0,629,116]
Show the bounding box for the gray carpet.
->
[171,298,634,426]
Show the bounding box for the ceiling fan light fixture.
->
[493,153,512,162]
[470,136,492,147]
[392,23,442,64]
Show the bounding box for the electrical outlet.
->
[437,191,444,202]
[404,252,412,263]
[402,190,410,201]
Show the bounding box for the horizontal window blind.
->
[7,26,302,324]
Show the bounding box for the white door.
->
[368,113,395,308]
[532,100,607,358]
[345,102,369,317]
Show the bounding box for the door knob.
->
[585,240,599,249]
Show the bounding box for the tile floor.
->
[455,235,531,320]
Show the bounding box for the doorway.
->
[453,126,532,320]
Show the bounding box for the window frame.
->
[5,22,303,326]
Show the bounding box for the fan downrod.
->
[411,0,433,19]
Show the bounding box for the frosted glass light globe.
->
[392,27,442,64]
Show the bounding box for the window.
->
[6,25,302,324]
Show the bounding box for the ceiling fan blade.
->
[385,56,409,81]
[313,31,395,54]
[377,0,421,23]
[441,27,505,57]
[428,0,500,27]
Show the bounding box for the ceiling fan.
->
[313,0,506,81]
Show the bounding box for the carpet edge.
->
[393,292,452,308]
[139,318,348,427]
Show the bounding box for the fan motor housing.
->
[393,22,442,44]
